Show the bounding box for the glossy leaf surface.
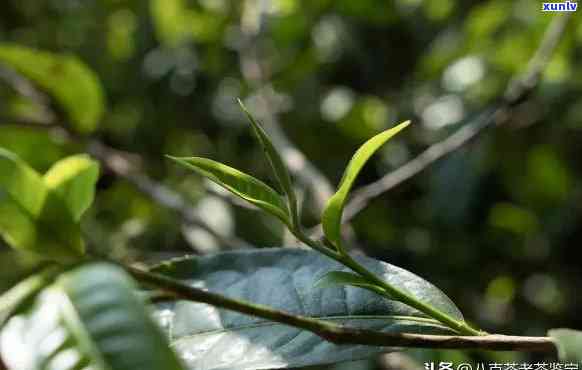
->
[151,248,463,370]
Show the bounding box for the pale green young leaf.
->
[0,147,48,217]
[314,270,389,296]
[548,329,582,364]
[322,121,410,251]
[0,263,186,370]
[0,148,84,259]
[44,154,100,221]
[167,156,291,226]
[0,44,105,133]
[237,99,299,227]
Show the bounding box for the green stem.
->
[291,229,341,260]
[124,262,552,352]
[293,230,482,336]
[339,253,483,336]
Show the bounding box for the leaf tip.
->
[165,154,182,163]
[236,97,248,113]
[395,120,411,130]
[237,98,257,126]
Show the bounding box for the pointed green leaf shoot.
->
[237,98,300,228]
[167,156,291,226]
[322,121,410,251]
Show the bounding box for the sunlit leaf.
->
[149,0,224,46]
[0,148,84,259]
[322,121,410,251]
[238,99,298,226]
[167,156,291,226]
[151,248,463,370]
[548,329,582,364]
[44,154,100,221]
[0,44,105,133]
[0,263,186,370]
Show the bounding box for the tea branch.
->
[127,263,557,354]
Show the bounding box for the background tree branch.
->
[309,13,572,237]
[238,2,335,214]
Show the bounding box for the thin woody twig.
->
[127,263,557,354]
[310,13,571,237]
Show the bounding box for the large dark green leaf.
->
[548,329,582,364]
[322,121,410,251]
[151,248,463,370]
[0,44,105,133]
[0,263,185,370]
[0,148,84,259]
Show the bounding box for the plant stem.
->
[291,229,342,260]
[292,230,482,336]
[339,253,483,336]
[124,263,554,353]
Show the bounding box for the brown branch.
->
[127,263,557,354]
[309,13,571,236]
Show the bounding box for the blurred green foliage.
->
[0,0,581,365]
